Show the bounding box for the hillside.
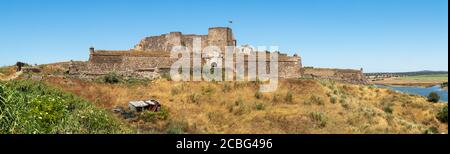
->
[41,77,448,134]
[1,62,448,134]
[372,74,448,87]
[0,80,131,134]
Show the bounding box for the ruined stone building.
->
[134,27,236,53]
[69,27,302,80]
[68,27,366,84]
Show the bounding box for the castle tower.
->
[165,32,182,51]
[89,47,95,62]
[207,27,236,53]
[89,46,95,54]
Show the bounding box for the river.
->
[376,85,448,102]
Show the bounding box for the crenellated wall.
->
[71,49,302,79]
[134,27,235,53]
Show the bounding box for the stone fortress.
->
[69,27,367,84]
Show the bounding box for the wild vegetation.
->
[427,92,441,103]
[41,77,448,134]
[0,66,16,80]
[372,73,448,87]
[1,62,447,134]
[397,74,448,82]
[0,80,131,134]
[437,105,448,123]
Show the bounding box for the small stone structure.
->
[129,100,161,112]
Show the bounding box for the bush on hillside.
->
[437,105,448,123]
[285,91,293,103]
[103,72,121,84]
[0,80,128,134]
[427,92,440,103]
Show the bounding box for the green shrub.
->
[202,85,215,96]
[423,127,439,134]
[231,98,249,115]
[141,108,169,122]
[340,99,350,109]
[166,121,188,134]
[188,93,201,104]
[255,103,265,110]
[255,91,262,99]
[333,89,339,95]
[383,102,394,114]
[427,92,440,103]
[161,73,172,81]
[330,95,337,104]
[441,82,448,88]
[285,91,293,103]
[437,105,448,123]
[103,72,121,84]
[124,77,149,86]
[171,83,187,96]
[309,111,327,128]
[304,95,324,105]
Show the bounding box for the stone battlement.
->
[134,27,236,53]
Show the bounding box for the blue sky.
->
[0,0,447,72]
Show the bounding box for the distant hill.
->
[365,70,448,76]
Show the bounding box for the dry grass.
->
[0,66,16,79]
[372,74,448,87]
[43,77,448,134]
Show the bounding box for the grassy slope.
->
[372,74,448,87]
[0,80,132,134]
[44,77,448,134]
[0,66,15,79]
[397,74,448,81]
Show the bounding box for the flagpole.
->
[228,20,233,46]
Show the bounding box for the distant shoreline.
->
[370,73,448,88]
[373,82,444,88]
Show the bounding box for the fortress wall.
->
[134,33,209,52]
[121,56,175,69]
[181,35,209,52]
[279,61,302,78]
[231,53,302,79]
[302,67,367,84]
[134,35,167,51]
[89,54,123,63]
[303,68,336,77]
[80,50,302,79]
